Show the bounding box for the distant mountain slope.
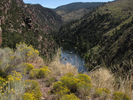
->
[53,0,133,71]
[0,0,60,58]
[24,4,63,34]
[54,2,104,22]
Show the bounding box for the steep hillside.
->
[0,0,59,59]
[54,2,104,22]
[16,0,63,34]
[23,4,63,34]
[53,0,133,71]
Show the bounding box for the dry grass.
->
[88,67,114,94]
[46,48,78,80]
[88,65,133,99]
[116,76,133,99]
[49,61,78,80]
[27,56,44,69]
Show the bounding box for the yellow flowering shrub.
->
[53,81,70,98]
[64,73,74,77]
[77,81,92,96]
[16,42,39,62]
[29,66,51,79]
[60,73,80,92]
[0,71,24,100]
[22,63,34,74]
[0,50,23,74]
[23,92,35,100]
[76,74,91,83]
[61,93,80,100]
[53,81,63,90]
[58,87,70,96]
[113,91,130,100]
[93,88,110,99]
[25,80,42,100]
[0,77,5,86]
[29,69,40,78]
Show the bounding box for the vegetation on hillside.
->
[0,0,133,99]
[0,0,58,61]
[53,0,133,72]
[24,4,63,33]
[0,43,132,100]
[55,2,104,22]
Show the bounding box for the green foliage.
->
[0,71,24,100]
[77,81,92,96]
[16,42,39,61]
[22,63,34,74]
[29,66,51,79]
[25,80,42,100]
[0,77,5,86]
[1,0,59,59]
[60,73,80,92]
[23,93,35,100]
[0,47,23,74]
[0,70,7,78]
[94,88,110,98]
[60,93,80,100]
[76,74,91,83]
[0,43,43,76]
[46,77,55,86]
[113,91,130,100]
[53,0,133,73]
[53,81,63,90]
[53,73,93,99]
[55,2,104,22]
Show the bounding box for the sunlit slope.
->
[55,2,104,22]
[53,0,133,70]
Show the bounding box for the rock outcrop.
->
[23,16,33,29]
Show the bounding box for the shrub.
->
[53,81,63,91]
[29,66,51,79]
[60,73,80,92]
[0,50,23,74]
[113,91,130,100]
[76,74,91,83]
[0,70,7,78]
[25,80,42,100]
[16,42,39,62]
[53,81,70,97]
[46,77,55,86]
[29,69,40,79]
[0,71,24,100]
[77,81,92,96]
[93,88,110,99]
[60,93,80,100]
[64,73,74,77]
[22,63,34,74]
[0,77,5,86]
[22,92,35,100]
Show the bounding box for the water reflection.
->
[60,45,88,73]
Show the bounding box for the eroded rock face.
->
[23,16,33,29]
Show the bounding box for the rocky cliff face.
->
[13,0,63,34]
[0,0,60,57]
[23,4,63,34]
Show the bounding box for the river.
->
[60,45,88,73]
